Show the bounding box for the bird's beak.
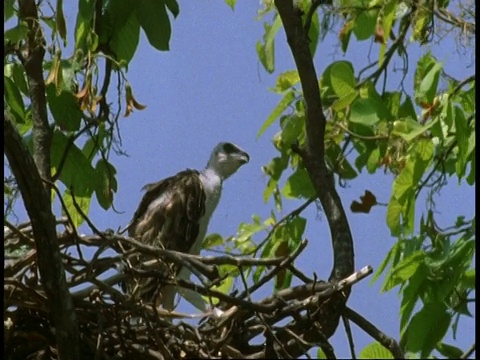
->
[238,151,250,165]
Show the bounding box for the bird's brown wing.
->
[128,169,206,251]
[124,169,206,304]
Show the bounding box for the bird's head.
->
[206,142,249,179]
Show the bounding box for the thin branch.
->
[344,307,405,359]
[460,343,476,359]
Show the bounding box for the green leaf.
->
[165,0,180,17]
[203,233,224,249]
[386,196,401,236]
[4,63,29,96]
[358,342,394,359]
[371,240,400,283]
[403,302,451,357]
[392,161,414,200]
[4,0,15,22]
[378,0,397,66]
[330,61,356,97]
[256,14,282,73]
[414,53,443,105]
[392,116,438,142]
[4,76,25,120]
[366,147,380,173]
[353,9,377,41]
[74,0,95,51]
[331,90,358,112]
[136,0,172,51]
[51,130,96,196]
[350,97,380,126]
[62,188,91,228]
[257,91,295,139]
[224,0,236,10]
[110,13,140,64]
[282,167,315,199]
[273,70,300,93]
[95,158,118,210]
[46,85,82,132]
[400,268,425,330]
[454,106,469,180]
[382,250,425,292]
[4,22,29,43]
[307,11,319,57]
[436,343,463,359]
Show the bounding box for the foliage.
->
[253,0,475,358]
[4,0,475,359]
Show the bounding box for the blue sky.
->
[7,1,475,358]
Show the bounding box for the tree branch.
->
[274,0,354,283]
[18,0,52,191]
[4,113,80,359]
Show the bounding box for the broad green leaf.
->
[386,195,401,236]
[62,188,92,228]
[414,53,443,105]
[400,267,425,330]
[110,12,140,64]
[279,113,305,149]
[203,233,224,249]
[330,61,356,97]
[350,97,380,126]
[307,11,320,57]
[165,0,180,17]
[454,106,469,180]
[436,343,463,359]
[287,216,306,242]
[461,268,475,289]
[366,147,380,173]
[4,22,29,43]
[273,70,300,93]
[4,76,25,120]
[224,0,236,10]
[257,90,295,138]
[136,0,171,51]
[398,95,417,118]
[352,9,377,41]
[403,302,451,357]
[4,63,29,96]
[382,250,425,291]
[358,342,394,359]
[392,116,438,142]
[392,161,414,200]
[371,240,400,283]
[256,14,282,73]
[75,0,95,51]
[4,0,15,22]
[282,167,315,199]
[378,0,397,66]
[46,85,82,132]
[95,158,118,210]
[331,90,358,112]
[56,0,67,46]
[51,130,96,196]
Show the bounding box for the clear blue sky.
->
[8,1,475,358]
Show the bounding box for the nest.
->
[4,218,370,359]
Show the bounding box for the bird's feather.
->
[124,169,206,305]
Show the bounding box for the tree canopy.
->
[4,0,475,359]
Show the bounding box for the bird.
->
[122,142,249,312]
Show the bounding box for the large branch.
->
[274,0,354,283]
[4,113,80,360]
[18,0,52,191]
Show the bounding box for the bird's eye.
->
[222,143,238,154]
